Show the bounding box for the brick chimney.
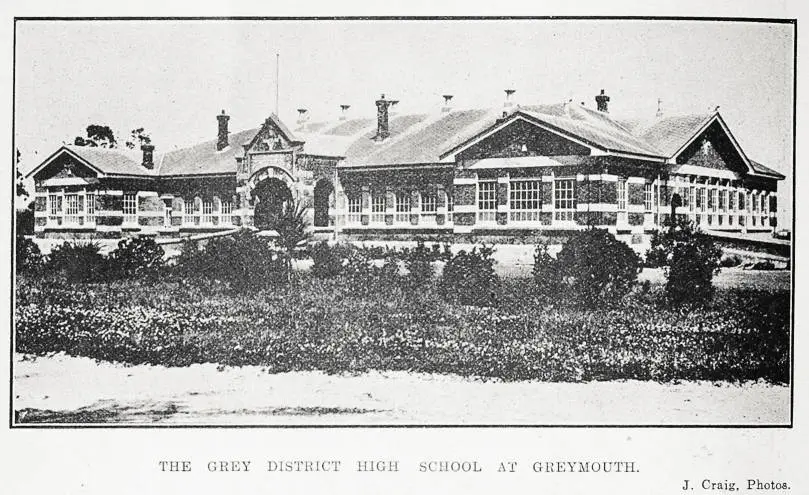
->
[595,89,610,113]
[374,94,394,141]
[340,104,351,121]
[216,110,230,151]
[441,94,454,113]
[141,144,155,169]
[296,108,309,131]
[504,89,516,108]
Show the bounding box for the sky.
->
[14,19,795,223]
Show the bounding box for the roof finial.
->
[656,98,663,119]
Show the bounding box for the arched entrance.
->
[313,178,334,227]
[253,177,292,230]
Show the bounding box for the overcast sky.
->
[14,19,794,221]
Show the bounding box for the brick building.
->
[26,90,785,246]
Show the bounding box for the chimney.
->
[441,94,454,113]
[656,98,663,119]
[340,104,351,121]
[216,110,230,151]
[373,94,393,141]
[595,89,610,113]
[504,89,516,108]
[141,144,155,169]
[296,108,308,130]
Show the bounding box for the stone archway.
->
[313,178,334,227]
[252,177,293,230]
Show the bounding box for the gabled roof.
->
[26,145,161,179]
[159,127,257,176]
[749,159,786,179]
[632,113,715,157]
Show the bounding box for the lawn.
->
[14,268,790,384]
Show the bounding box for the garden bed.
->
[14,273,790,384]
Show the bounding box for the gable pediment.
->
[246,115,302,153]
[675,120,750,175]
[30,148,100,182]
[455,118,593,163]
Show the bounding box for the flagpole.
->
[275,53,280,116]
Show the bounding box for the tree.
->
[125,127,152,149]
[73,124,117,148]
[15,148,28,199]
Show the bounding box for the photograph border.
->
[9,15,797,430]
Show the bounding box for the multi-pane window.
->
[123,193,137,225]
[394,191,410,224]
[86,193,95,225]
[554,179,575,222]
[201,201,214,225]
[617,179,627,211]
[371,193,386,224]
[477,180,496,223]
[64,194,82,225]
[719,190,727,212]
[728,190,736,211]
[738,191,745,211]
[708,188,717,213]
[509,179,541,222]
[347,194,362,225]
[421,191,437,224]
[446,191,454,223]
[688,186,695,212]
[49,194,62,218]
[696,187,704,212]
[644,183,653,212]
[183,200,195,225]
[220,202,233,225]
[752,193,759,213]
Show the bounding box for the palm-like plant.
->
[273,199,310,281]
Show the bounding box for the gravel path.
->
[13,353,789,426]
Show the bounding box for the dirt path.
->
[13,353,789,426]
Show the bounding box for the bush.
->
[719,254,743,268]
[15,203,35,236]
[554,228,641,306]
[174,230,286,291]
[15,235,43,274]
[48,242,107,283]
[532,242,560,298]
[439,246,499,306]
[404,239,435,287]
[646,219,722,305]
[109,236,165,279]
[309,241,352,278]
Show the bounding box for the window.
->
[728,190,736,212]
[695,187,704,212]
[752,193,759,213]
[123,194,137,225]
[509,179,541,222]
[64,194,81,225]
[617,179,627,211]
[477,180,496,223]
[719,190,727,212]
[86,193,95,225]
[347,194,362,225]
[221,201,233,225]
[183,200,195,226]
[371,193,386,224]
[446,191,454,223]
[554,179,575,222]
[421,191,437,224]
[738,191,745,211]
[688,186,695,212]
[708,188,717,213]
[49,193,62,217]
[644,183,653,212]
[201,201,214,225]
[395,191,410,224]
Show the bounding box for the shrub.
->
[15,202,35,236]
[404,239,435,287]
[439,246,499,306]
[48,242,107,283]
[15,235,43,274]
[109,236,165,279]
[174,230,286,291]
[309,241,352,278]
[554,228,641,306]
[646,219,722,305]
[532,242,560,298]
